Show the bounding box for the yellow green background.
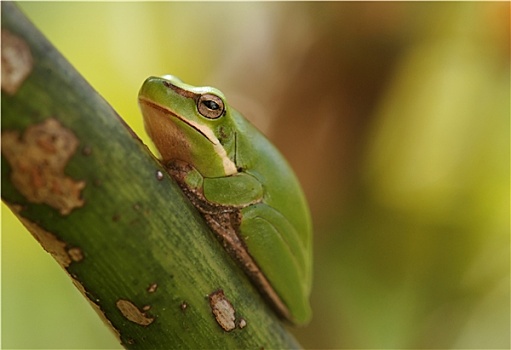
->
[2,2,509,349]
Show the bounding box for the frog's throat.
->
[140,99,237,176]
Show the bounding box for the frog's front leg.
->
[167,160,263,211]
[203,172,263,207]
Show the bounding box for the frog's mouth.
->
[139,98,237,175]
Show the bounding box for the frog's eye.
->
[197,94,224,119]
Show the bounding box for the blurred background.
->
[2,2,509,349]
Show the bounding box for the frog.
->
[138,75,312,325]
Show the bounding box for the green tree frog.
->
[138,75,312,325]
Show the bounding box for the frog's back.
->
[232,110,312,324]
[232,112,311,240]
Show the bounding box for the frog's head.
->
[139,75,238,178]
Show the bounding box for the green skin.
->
[138,75,312,325]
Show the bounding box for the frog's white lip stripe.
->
[140,98,237,175]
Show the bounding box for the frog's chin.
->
[139,99,193,165]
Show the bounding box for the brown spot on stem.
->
[147,283,158,293]
[5,206,88,270]
[6,204,86,270]
[238,318,247,329]
[116,299,154,326]
[1,118,86,215]
[180,301,188,311]
[67,247,84,262]
[1,30,33,95]
[208,290,236,332]
[15,215,72,267]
